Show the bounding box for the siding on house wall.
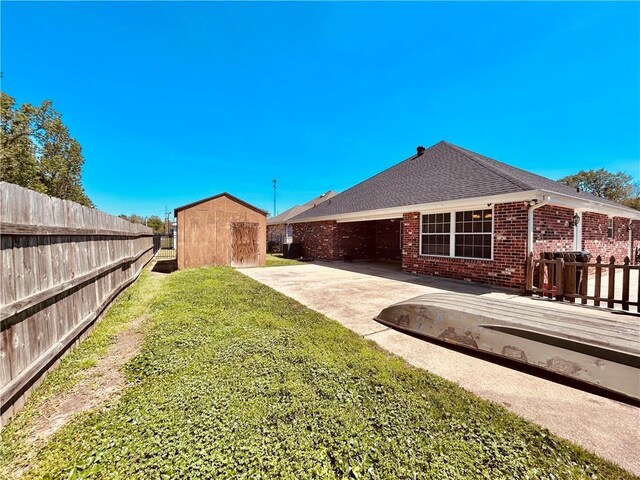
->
[401,202,529,289]
[582,213,636,261]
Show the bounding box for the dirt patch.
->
[27,316,146,445]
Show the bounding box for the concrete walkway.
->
[239,261,640,475]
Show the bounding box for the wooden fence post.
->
[607,256,616,309]
[555,257,564,301]
[566,253,576,303]
[594,255,602,307]
[580,262,589,305]
[622,256,630,311]
[538,252,545,296]
[545,252,554,299]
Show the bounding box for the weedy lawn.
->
[1,267,635,479]
[265,254,304,267]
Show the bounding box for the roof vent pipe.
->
[416,146,426,156]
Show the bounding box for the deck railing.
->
[525,252,639,312]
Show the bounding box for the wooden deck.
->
[375,292,640,400]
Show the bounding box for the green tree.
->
[559,168,636,206]
[0,92,93,207]
[118,214,166,233]
[146,215,165,233]
[622,184,640,211]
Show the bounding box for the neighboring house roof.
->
[174,192,268,217]
[267,191,338,225]
[290,141,639,222]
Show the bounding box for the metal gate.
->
[153,233,176,259]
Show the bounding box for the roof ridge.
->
[442,142,533,192]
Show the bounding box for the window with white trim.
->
[420,209,493,259]
[421,213,451,255]
[607,218,613,239]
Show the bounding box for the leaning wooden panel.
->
[375,293,640,401]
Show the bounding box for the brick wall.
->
[373,219,402,261]
[267,224,284,253]
[334,221,375,260]
[293,221,339,259]
[401,202,529,289]
[294,202,638,287]
[582,213,636,262]
[532,205,574,256]
[293,219,402,261]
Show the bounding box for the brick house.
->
[267,191,337,253]
[288,141,640,289]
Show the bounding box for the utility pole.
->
[272,178,277,216]
[164,205,170,235]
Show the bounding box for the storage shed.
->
[174,193,267,269]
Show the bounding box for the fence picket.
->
[607,256,616,309]
[580,264,589,305]
[594,255,602,307]
[0,182,153,426]
[526,252,638,311]
[622,256,630,311]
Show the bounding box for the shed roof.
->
[291,141,637,221]
[267,190,338,225]
[174,192,268,217]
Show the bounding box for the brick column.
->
[401,212,420,272]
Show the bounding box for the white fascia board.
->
[287,190,540,224]
[539,190,640,220]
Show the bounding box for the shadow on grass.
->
[152,259,177,274]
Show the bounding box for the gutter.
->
[527,195,551,255]
[538,189,640,220]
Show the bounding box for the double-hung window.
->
[607,218,613,239]
[421,213,451,255]
[420,209,493,259]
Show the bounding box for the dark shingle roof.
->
[291,141,631,221]
[267,191,337,225]
[174,192,267,217]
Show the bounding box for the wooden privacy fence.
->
[0,182,153,425]
[526,252,640,312]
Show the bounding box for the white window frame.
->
[419,207,494,261]
[607,217,613,239]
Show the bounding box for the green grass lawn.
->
[1,267,635,479]
[265,254,304,267]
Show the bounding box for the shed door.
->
[231,222,259,267]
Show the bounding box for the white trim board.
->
[288,189,640,224]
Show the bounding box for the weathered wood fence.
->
[526,252,640,312]
[1,182,153,425]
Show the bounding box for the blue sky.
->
[3,1,639,217]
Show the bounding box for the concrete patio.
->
[239,260,640,475]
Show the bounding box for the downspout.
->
[527,195,551,255]
[630,221,634,263]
